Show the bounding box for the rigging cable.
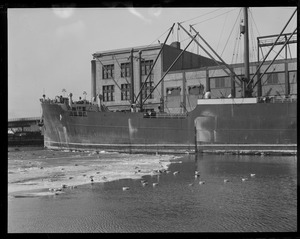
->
[260,67,277,87]
[112,55,131,86]
[261,65,286,96]
[179,8,222,24]
[95,57,132,105]
[133,26,172,59]
[290,72,296,95]
[287,43,293,59]
[249,10,257,63]
[249,9,263,62]
[235,20,242,64]
[231,18,241,64]
[191,8,237,27]
[249,9,261,36]
[221,8,242,59]
[267,46,285,59]
[216,9,229,55]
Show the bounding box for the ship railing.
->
[146,113,188,119]
[258,95,297,103]
[8,117,41,122]
[41,98,67,104]
[273,97,297,103]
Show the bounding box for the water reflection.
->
[8,154,297,232]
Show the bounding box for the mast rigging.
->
[134,23,175,109]
[180,23,242,87]
[247,8,297,89]
[142,34,198,105]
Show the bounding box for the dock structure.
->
[8,117,41,132]
[8,117,44,146]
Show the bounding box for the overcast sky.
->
[8,7,296,119]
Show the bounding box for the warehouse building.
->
[91,42,297,113]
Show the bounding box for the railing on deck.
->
[8,117,41,122]
[258,95,297,103]
[144,112,188,119]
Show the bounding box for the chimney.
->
[170,41,180,49]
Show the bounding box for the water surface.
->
[8,154,297,232]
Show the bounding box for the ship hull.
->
[41,101,297,154]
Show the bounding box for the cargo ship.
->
[40,8,297,154]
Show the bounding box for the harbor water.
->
[8,153,297,232]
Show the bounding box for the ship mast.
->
[242,7,251,97]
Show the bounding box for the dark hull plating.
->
[41,101,297,154]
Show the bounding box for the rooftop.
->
[93,43,162,58]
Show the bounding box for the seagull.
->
[122,187,130,191]
[224,179,229,183]
[142,182,148,186]
[153,183,158,187]
[199,181,205,185]
[188,183,194,187]
[242,178,248,182]
[173,171,179,175]
[250,174,255,177]
[195,174,200,179]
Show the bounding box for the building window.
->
[121,84,131,101]
[166,87,181,96]
[264,72,279,84]
[102,64,114,79]
[188,85,204,95]
[141,60,154,75]
[210,76,233,88]
[103,85,114,102]
[289,71,296,84]
[215,77,225,88]
[142,81,154,99]
[262,72,285,85]
[121,63,130,78]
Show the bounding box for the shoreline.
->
[8,147,179,197]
